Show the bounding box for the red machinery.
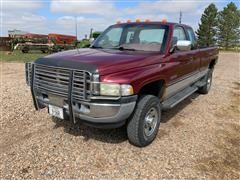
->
[48,33,77,44]
[13,32,77,53]
[25,33,48,39]
[17,33,76,45]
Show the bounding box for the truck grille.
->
[25,63,32,86]
[72,71,91,101]
[34,64,91,101]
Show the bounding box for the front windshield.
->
[92,24,168,52]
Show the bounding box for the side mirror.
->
[176,40,192,51]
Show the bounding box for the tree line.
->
[196,2,240,50]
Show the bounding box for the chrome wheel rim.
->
[144,107,158,137]
[207,74,212,90]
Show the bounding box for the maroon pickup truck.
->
[26,21,218,147]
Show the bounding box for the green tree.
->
[92,31,101,39]
[217,2,240,50]
[196,3,218,47]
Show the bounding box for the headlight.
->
[91,74,134,97]
[98,83,134,96]
[100,83,120,96]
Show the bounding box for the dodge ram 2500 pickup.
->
[26,21,218,147]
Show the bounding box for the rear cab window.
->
[186,27,197,48]
[139,29,165,44]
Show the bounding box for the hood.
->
[35,48,163,75]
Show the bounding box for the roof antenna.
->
[179,10,182,24]
[75,16,78,40]
[75,16,80,52]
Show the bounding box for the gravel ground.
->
[0,53,239,179]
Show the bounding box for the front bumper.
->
[27,63,137,128]
[36,94,137,128]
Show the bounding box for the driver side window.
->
[171,26,187,49]
[173,27,186,41]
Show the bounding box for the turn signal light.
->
[161,18,167,23]
[127,20,131,23]
[136,19,141,23]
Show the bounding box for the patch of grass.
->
[219,47,240,53]
[0,50,45,63]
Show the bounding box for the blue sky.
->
[1,0,239,39]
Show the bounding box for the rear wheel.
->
[198,69,213,94]
[127,95,161,147]
[22,47,29,53]
[41,49,48,53]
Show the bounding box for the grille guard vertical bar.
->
[68,70,76,124]
[30,64,39,110]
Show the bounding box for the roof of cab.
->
[113,21,192,28]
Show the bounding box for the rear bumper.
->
[36,95,137,128]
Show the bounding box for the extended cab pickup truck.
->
[26,21,218,147]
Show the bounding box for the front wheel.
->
[127,95,161,147]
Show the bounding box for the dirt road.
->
[0,53,239,179]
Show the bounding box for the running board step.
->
[195,80,206,87]
[162,86,198,110]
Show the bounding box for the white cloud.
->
[1,0,46,36]
[55,15,113,38]
[22,14,46,22]
[1,0,226,38]
[56,16,86,25]
[50,0,116,16]
[2,0,42,11]
[2,12,47,33]
[124,0,209,14]
[51,0,215,38]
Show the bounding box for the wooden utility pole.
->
[75,16,78,40]
[179,11,182,24]
[89,28,93,39]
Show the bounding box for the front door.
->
[166,26,198,97]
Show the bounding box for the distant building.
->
[8,29,28,38]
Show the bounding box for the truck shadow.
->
[161,93,200,123]
[52,118,128,144]
[52,93,200,144]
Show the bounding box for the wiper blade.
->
[91,45,103,49]
[118,46,136,51]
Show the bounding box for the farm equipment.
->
[13,33,77,53]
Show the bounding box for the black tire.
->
[198,69,213,94]
[22,47,29,53]
[22,49,29,53]
[127,95,161,147]
[41,50,47,53]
